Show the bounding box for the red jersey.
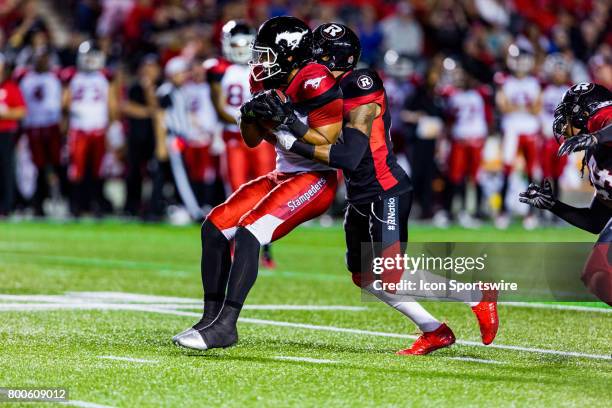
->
[0,80,26,132]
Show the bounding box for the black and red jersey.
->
[586,105,612,203]
[339,68,411,204]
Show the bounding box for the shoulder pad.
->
[205,58,231,82]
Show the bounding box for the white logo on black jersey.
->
[322,24,345,39]
[357,75,373,90]
[275,30,309,50]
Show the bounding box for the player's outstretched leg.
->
[175,227,260,350]
[172,219,231,343]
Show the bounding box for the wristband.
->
[289,140,315,159]
[287,118,310,139]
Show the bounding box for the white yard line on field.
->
[61,400,115,408]
[447,357,505,365]
[2,292,610,361]
[274,356,339,364]
[500,302,612,313]
[98,356,158,364]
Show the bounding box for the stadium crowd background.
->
[0,0,610,227]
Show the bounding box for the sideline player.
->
[495,45,541,229]
[539,54,570,196]
[271,23,499,354]
[520,83,612,306]
[62,40,117,216]
[441,62,490,226]
[206,20,277,267]
[173,16,343,350]
[18,49,63,215]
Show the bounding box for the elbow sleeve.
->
[329,127,369,171]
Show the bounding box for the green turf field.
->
[0,221,610,407]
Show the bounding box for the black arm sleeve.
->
[328,127,369,171]
[594,123,612,144]
[550,196,611,234]
[289,127,369,171]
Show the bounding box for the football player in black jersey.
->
[520,82,612,306]
[260,23,499,354]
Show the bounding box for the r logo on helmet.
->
[357,75,373,90]
[322,24,345,40]
[572,82,594,93]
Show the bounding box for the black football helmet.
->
[312,23,361,72]
[222,20,255,65]
[553,82,612,142]
[249,16,313,86]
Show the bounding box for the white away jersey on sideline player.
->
[500,75,541,135]
[20,71,62,128]
[447,89,487,140]
[540,84,567,138]
[68,71,110,131]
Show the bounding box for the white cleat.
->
[174,330,209,350]
[494,214,510,230]
[458,212,481,229]
[522,214,539,230]
[172,327,197,344]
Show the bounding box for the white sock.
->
[401,269,482,307]
[365,283,442,332]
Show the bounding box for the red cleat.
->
[261,255,276,270]
[396,323,456,355]
[471,289,499,345]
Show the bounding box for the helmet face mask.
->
[249,44,282,81]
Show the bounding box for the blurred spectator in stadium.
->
[381,1,423,57]
[589,51,612,89]
[122,54,160,217]
[401,59,444,220]
[425,0,468,54]
[19,48,63,216]
[0,53,26,217]
[356,5,383,67]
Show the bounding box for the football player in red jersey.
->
[269,23,499,354]
[207,20,277,267]
[520,82,612,306]
[173,17,343,350]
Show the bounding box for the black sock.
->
[198,303,240,348]
[225,227,261,306]
[500,175,509,214]
[262,244,272,260]
[475,183,483,217]
[200,219,231,308]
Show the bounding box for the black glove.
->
[518,179,555,210]
[264,92,309,138]
[239,92,273,123]
[557,133,597,156]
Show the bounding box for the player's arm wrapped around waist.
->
[279,127,369,171]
